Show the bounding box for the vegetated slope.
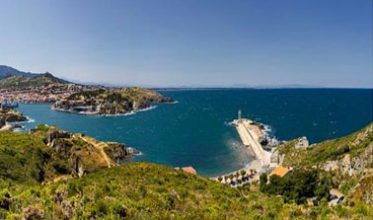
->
[0,125,134,185]
[0,65,38,79]
[2,162,373,219]
[276,122,373,205]
[0,126,373,219]
[277,122,373,169]
[0,72,69,89]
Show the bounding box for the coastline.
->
[51,105,159,117]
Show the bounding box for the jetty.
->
[213,111,280,187]
[232,118,271,166]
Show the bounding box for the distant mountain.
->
[0,72,71,89]
[0,65,39,79]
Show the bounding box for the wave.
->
[101,105,158,117]
[25,116,35,123]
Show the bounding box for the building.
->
[175,166,197,175]
[269,166,290,177]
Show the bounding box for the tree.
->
[259,173,268,192]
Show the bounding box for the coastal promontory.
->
[53,87,173,115]
[0,108,27,131]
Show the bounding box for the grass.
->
[279,122,373,167]
[1,124,373,219]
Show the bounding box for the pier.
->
[232,118,271,166]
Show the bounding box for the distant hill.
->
[0,65,39,79]
[0,72,71,89]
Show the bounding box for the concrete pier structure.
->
[232,118,271,166]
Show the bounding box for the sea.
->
[17,89,373,177]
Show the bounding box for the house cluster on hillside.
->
[214,169,257,188]
[0,84,82,103]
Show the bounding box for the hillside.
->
[0,65,38,79]
[1,125,373,219]
[276,122,373,171]
[53,87,173,115]
[274,122,373,205]
[0,125,136,185]
[0,72,69,90]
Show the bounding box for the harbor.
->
[213,111,279,187]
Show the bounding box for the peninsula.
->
[53,87,173,115]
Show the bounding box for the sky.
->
[0,0,372,88]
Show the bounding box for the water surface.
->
[18,89,373,176]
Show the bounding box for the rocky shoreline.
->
[0,108,28,131]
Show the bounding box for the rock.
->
[22,207,45,220]
[0,192,11,210]
[270,149,285,164]
[322,143,373,175]
[295,137,309,149]
[105,143,139,162]
[53,190,75,219]
[45,130,71,145]
[117,205,128,218]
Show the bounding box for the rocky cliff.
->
[0,109,27,130]
[31,125,138,179]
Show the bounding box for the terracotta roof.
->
[270,166,290,177]
[182,166,197,175]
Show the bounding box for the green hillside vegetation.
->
[67,87,172,104]
[1,126,373,219]
[260,169,332,204]
[278,122,373,167]
[0,72,68,89]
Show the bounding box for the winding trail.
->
[80,136,115,168]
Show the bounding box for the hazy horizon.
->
[1,0,372,88]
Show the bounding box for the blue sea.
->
[17,89,373,176]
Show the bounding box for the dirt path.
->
[81,136,114,168]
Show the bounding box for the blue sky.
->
[0,0,372,88]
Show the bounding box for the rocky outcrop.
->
[33,126,139,177]
[105,142,140,163]
[0,109,27,130]
[22,206,45,220]
[322,143,373,175]
[294,137,309,149]
[270,148,285,164]
[349,171,373,205]
[53,189,77,219]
